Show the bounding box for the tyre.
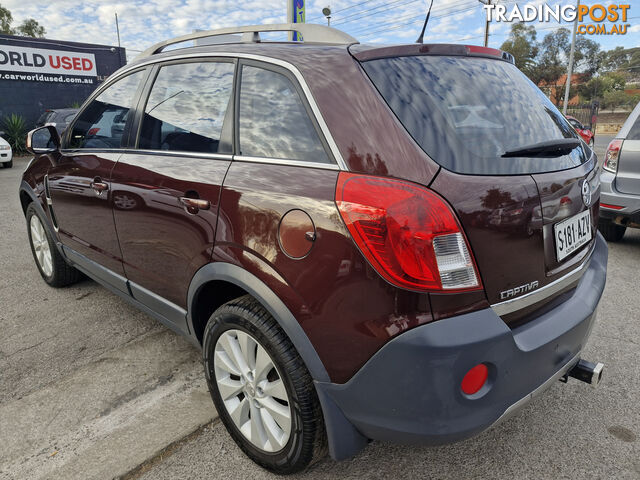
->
[203,295,326,474]
[26,203,81,287]
[598,220,626,242]
[3,160,12,168]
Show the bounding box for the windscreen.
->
[362,55,589,175]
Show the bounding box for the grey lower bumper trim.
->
[493,351,581,427]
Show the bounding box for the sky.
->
[1,0,638,60]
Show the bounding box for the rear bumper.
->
[316,233,607,454]
[600,170,640,223]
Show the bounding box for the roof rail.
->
[137,23,359,59]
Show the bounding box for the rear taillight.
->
[603,139,623,173]
[335,173,482,292]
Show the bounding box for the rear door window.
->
[139,61,235,154]
[238,64,329,163]
[68,70,145,149]
[362,55,589,175]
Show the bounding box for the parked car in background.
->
[599,101,640,241]
[20,24,607,474]
[35,108,79,135]
[566,115,595,148]
[0,133,12,168]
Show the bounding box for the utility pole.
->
[478,0,491,47]
[115,12,123,66]
[563,0,580,115]
[115,12,121,49]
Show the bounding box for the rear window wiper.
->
[501,138,580,158]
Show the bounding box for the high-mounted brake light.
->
[335,173,482,292]
[465,45,514,64]
[603,139,623,173]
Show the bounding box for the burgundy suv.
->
[21,25,607,474]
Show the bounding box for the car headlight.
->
[0,145,10,150]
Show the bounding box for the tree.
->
[578,72,627,103]
[0,3,46,37]
[602,91,640,110]
[533,29,571,104]
[16,18,45,38]
[602,46,629,72]
[574,36,602,79]
[500,24,539,79]
[0,4,13,34]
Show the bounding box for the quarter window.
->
[628,116,640,141]
[238,65,329,163]
[68,70,144,149]
[139,61,235,154]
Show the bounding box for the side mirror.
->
[26,125,61,155]
[0,131,5,137]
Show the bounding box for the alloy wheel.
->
[30,215,53,277]
[213,329,292,452]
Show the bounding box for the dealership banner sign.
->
[484,3,631,35]
[0,45,97,82]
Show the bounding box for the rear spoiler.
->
[350,43,515,64]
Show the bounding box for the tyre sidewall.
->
[203,311,307,472]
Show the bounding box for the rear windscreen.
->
[362,55,589,175]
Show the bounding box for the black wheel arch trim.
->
[187,262,330,383]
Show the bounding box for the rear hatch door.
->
[358,47,597,324]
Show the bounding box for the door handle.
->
[91,178,109,195]
[179,196,210,213]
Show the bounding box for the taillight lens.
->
[335,173,482,292]
[603,139,623,173]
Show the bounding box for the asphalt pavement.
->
[1,152,638,480]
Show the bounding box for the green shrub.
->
[2,113,27,154]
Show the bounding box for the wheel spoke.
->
[30,223,40,243]
[249,400,268,449]
[254,345,274,383]
[258,397,291,433]
[237,331,256,370]
[217,376,244,401]
[263,378,288,402]
[42,251,53,276]
[219,332,251,376]
[214,350,241,376]
[228,397,250,428]
[260,407,286,449]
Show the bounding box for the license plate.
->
[554,210,592,262]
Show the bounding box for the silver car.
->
[599,101,640,241]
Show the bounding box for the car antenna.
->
[416,0,435,43]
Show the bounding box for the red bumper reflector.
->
[461,364,489,395]
[600,203,624,210]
